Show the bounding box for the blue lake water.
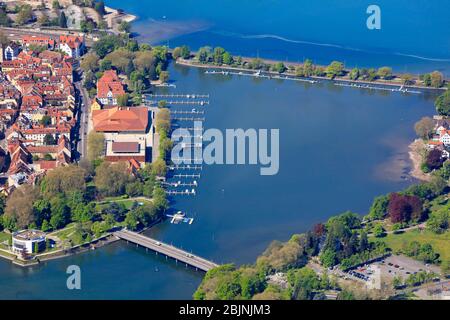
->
[108,0,450,73]
[0,63,438,299]
[0,0,446,299]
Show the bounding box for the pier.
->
[165,189,196,196]
[145,99,209,106]
[205,69,318,84]
[115,230,217,272]
[173,174,201,178]
[162,180,198,187]
[146,94,209,99]
[171,110,205,115]
[169,164,203,170]
[172,117,206,121]
[333,81,422,94]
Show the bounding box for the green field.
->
[376,229,450,262]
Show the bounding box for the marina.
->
[165,189,197,196]
[168,165,203,171]
[333,81,423,94]
[171,110,205,115]
[162,180,199,187]
[204,69,318,84]
[173,174,201,179]
[172,117,206,122]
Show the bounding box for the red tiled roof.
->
[35,160,57,170]
[96,70,125,99]
[92,107,149,132]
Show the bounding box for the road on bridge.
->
[114,229,218,272]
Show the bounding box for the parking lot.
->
[343,254,442,287]
[378,255,441,280]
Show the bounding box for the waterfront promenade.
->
[114,229,218,272]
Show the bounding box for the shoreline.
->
[0,233,119,266]
[408,139,432,182]
[176,58,447,92]
[104,5,138,29]
[0,218,163,267]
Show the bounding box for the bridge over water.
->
[114,229,218,272]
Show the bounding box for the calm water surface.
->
[0,63,438,299]
[108,0,450,73]
[1,0,446,299]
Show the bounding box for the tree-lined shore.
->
[173,45,448,90]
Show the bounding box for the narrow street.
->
[73,69,91,161]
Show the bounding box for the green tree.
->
[430,71,444,88]
[87,131,105,161]
[43,134,56,145]
[41,165,86,198]
[4,185,39,229]
[289,267,320,300]
[414,116,435,140]
[124,211,139,230]
[49,196,71,230]
[117,93,129,107]
[94,162,131,196]
[159,71,169,83]
[213,47,225,64]
[59,11,67,28]
[373,224,385,237]
[401,73,414,85]
[16,5,33,25]
[94,0,106,15]
[52,0,61,9]
[435,90,450,116]
[125,181,143,197]
[349,68,360,80]
[427,207,449,234]
[179,45,191,59]
[0,9,11,27]
[152,186,168,212]
[303,59,314,77]
[320,248,337,268]
[80,53,100,73]
[222,52,233,65]
[196,46,211,63]
[368,194,389,220]
[326,61,344,78]
[40,115,52,126]
[38,12,50,26]
[151,158,167,177]
[272,62,286,73]
[359,231,369,251]
[392,276,403,289]
[377,66,393,80]
[422,73,432,86]
[0,194,6,216]
[118,21,131,33]
[41,219,51,232]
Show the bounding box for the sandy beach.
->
[408,139,432,182]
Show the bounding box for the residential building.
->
[96,70,126,106]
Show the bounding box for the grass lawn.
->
[375,229,450,262]
[0,231,10,243]
[95,197,153,211]
[49,223,77,239]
